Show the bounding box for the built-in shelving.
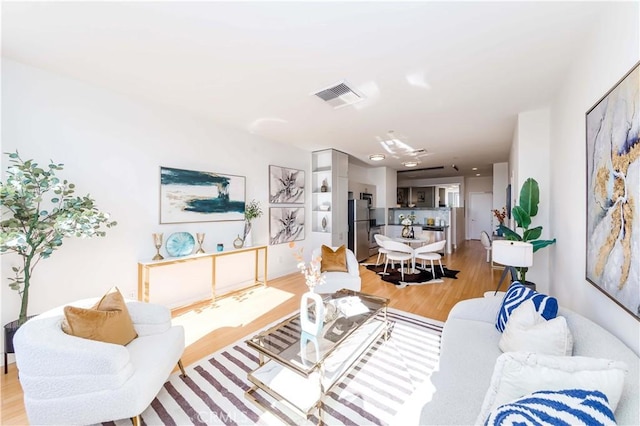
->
[311,149,348,247]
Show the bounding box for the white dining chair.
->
[480,231,492,264]
[374,234,393,268]
[413,240,446,276]
[381,240,414,281]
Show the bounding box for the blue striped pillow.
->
[496,282,558,332]
[485,389,617,426]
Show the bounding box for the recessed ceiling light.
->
[476,173,481,176]
[369,154,385,161]
[402,161,419,167]
[472,167,478,171]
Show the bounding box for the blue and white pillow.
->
[496,282,558,332]
[485,389,617,426]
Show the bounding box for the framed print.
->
[506,184,512,219]
[269,165,305,204]
[269,207,304,245]
[585,61,639,319]
[160,166,245,224]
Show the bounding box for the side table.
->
[4,319,21,374]
[3,316,35,374]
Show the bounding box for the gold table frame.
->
[137,245,268,303]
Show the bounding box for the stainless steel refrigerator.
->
[348,199,370,262]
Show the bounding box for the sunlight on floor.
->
[172,286,295,346]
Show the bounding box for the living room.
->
[1,1,639,425]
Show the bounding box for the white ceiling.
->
[2,1,606,178]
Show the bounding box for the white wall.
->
[464,176,492,195]
[492,162,508,229]
[549,3,639,354]
[511,108,552,292]
[1,60,312,357]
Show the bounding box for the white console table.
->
[137,245,268,303]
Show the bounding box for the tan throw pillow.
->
[61,287,138,345]
[320,245,348,272]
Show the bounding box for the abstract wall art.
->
[160,166,245,223]
[269,207,304,245]
[269,165,305,204]
[585,61,639,319]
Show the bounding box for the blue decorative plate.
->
[166,232,195,257]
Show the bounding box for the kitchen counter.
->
[390,207,451,210]
[388,223,449,230]
[385,224,451,254]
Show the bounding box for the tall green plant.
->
[0,152,117,324]
[499,178,556,282]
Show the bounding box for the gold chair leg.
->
[131,415,141,426]
[177,359,187,377]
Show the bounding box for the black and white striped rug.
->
[112,309,443,426]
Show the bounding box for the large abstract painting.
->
[160,166,245,224]
[269,165,305,204]
[269,207,304,245]
[585,61,639,319]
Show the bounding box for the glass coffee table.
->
[245,289,389,422]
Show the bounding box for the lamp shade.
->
[492,240,533,267]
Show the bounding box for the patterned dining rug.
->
[365,264,460,287]
[109,309,443,426]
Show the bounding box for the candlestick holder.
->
[152,233,164,260]
[196,233,205,254]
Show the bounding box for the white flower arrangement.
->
[289,242,325,291]
[399,214,416,226]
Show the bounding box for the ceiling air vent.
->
[313,80,364,109]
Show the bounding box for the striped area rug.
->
[111,309,443,426]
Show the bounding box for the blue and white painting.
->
[160,166,245,223]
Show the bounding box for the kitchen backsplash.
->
[388,208,450,226]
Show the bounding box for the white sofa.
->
[311,246,362,294]
[13,299,185,425]
[420,295,640,425]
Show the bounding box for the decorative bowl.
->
[166,232,195,257]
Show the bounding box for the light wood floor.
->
[1,239,503,425]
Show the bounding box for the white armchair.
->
[311,246,362,294]
[13,299,185,425]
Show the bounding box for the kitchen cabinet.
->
[396,186,436,207]
[415,187,436,208]
[396,187,409,206]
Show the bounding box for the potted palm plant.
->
[0,152,116,359]
[498,177,556,283]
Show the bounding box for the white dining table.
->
[392,237,428,247]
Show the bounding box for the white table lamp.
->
[492,240,533,293]
[492,240,533,268]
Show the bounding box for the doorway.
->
[468,192,493,240]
